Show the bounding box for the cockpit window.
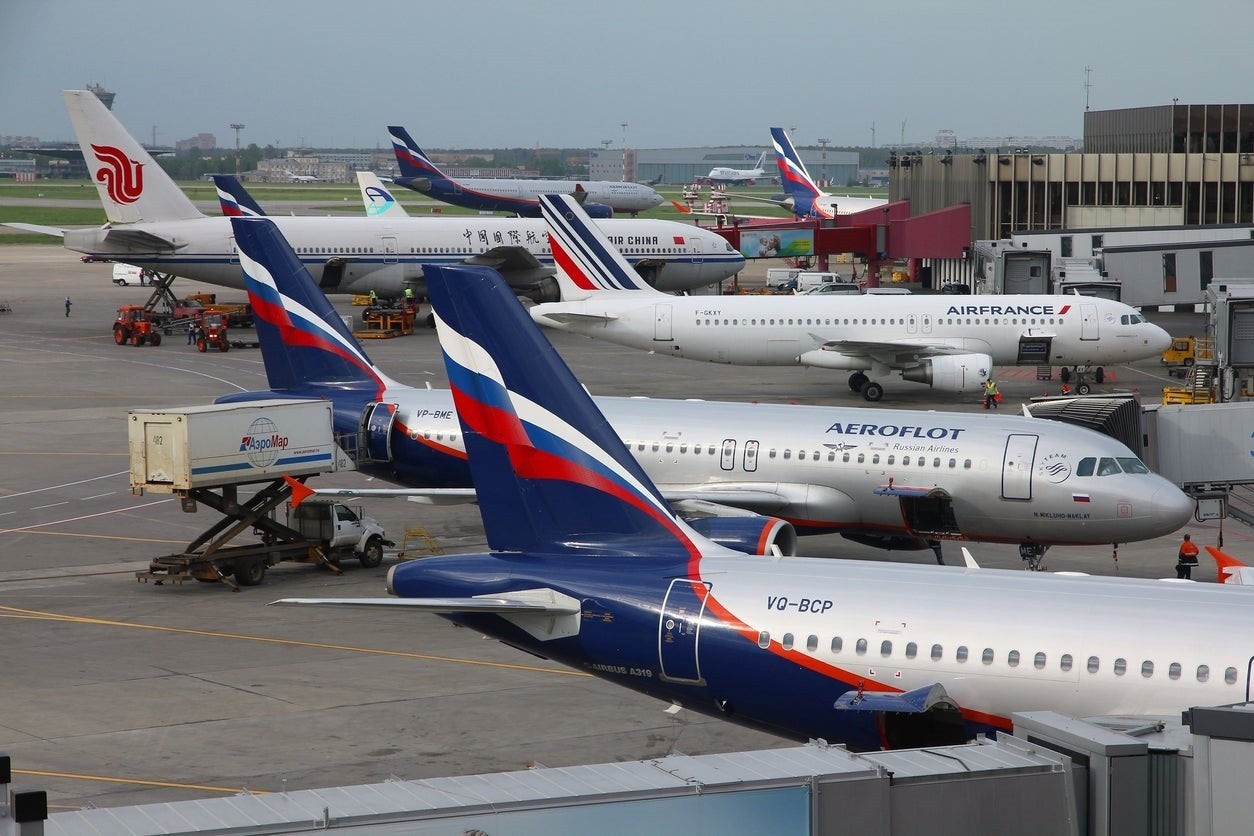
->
[1077,457,1095,477]
[1117,457,1150,474]
[1096,457,1122,476]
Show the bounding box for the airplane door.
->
[362,402,398,463]
[743,440,759,472]
[653,304,673,341]
[381,236,398,264]
[1080,304,1099,340]
[228,237,239,264]
[658,578,710,684]
[720,438,736,471]
[1247,656,1254,701]
[922,314,933,335]
[1001,433,1038,500]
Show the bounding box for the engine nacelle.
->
[901,353,992,392]
[583,202,614,219]
[683,515,797,556]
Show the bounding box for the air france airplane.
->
[6,91,739,301]
[273,254,1254,753]
[390,125,664,217]
[218,216,1190,565]
[530,195,1172,400]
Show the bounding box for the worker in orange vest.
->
[1176,534,1200,579]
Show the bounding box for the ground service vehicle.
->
[113,305,162,346]
[197,312,229,352]
[1161,336,1213,377]
[288,499,390,570]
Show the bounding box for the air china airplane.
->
[390,125,664,217]
[213,215,1192,564]
[530,195,1172,400]
[707,151,769,186]
[5,91,739,301]
[272,249,1254,753]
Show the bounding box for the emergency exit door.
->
[1001,433,1038,500]
[658,578,710,684]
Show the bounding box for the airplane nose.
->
[1151,484,1194,535]
[1146,322,1172,354]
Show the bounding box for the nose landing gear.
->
[1058,365,1104,396]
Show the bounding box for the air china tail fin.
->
[62,90,203,225]
[425,263,714,558]
[355,171,410,218]
[227,216,393,396]
[770,126,825,219]
[212,175,267,217]
[388,125,446,186]
[539,193,664,302]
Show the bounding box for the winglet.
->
[284,475,316,508]
[671,200,692,214]
[1206,545,1249,584]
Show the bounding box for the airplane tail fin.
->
[769,126,825,219]
[212,175,267,217]
[671,200,693,214]
[387,125,446,184]
[355,171,410,218]
[62,90,203,224]
[539,193,665,301]
[228,216,393,397]
[425,263,712,558]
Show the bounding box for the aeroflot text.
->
[825,423,966,440]
[946,304,1070,316]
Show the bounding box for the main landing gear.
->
[1058,365,1105,396]
[1020,543,1048,571]
[848,372,884,402]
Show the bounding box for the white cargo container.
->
[129,399,352,492]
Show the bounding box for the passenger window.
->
[857,453,865,464]
[842,453,850,463]
[930,644,943,661]
[831,636,843,653]
[933,458,941,468]
[757,631,770,649]
[1008,650,1021,667]
[855,638,868,655]
[1087,656,1100,674]
[806,635,818,652]
[887,455,895,465]
[1141,661,1154,678]
[981,648,994,665]
[1077,457,1096,477]
[956,646,969,662]
[905,642,917,659]
[1034,652,1046,670]
[872,454,880,464]
[782,633,794,650]
[1169,662,1182,680]
[1060,654,1073,672]
[1226,667,1238,685]
[1114,658,1127,676]
[902,456,911,465]
[1197,665,1210,683]
[963,459,972,469]
[880,640,892,657]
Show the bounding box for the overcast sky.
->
[3,0,1251,152]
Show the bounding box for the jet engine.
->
[901,353,992,393]
[683,515,797,556]
[582,202,614,219]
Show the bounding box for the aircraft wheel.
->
[358,536,384,568]
[150,333,161,346]
[1094,367,1105,384]
[1076,382,1092,395]
[849,372,869,392]
[1060,367,1072,383]
[114,327,128,345]
[197,340,207,353]
[861,381,884,402]
[233,558,267,587]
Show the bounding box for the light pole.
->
[230,123,245,177]
[817,137,830,187]
[620,122,628,181]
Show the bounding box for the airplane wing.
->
[272,588,581,615]
[670,201,787,222]
[532,310,618,325]
[804,337,993,365]
[2,222,65,238]
[290,485,478,506]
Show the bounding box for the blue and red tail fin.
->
[770,126,826,219]
[388,125,447,183]
[212,175,267,217]
[228,216,391,397]
[425,263,707,559]
[538,193,663,301]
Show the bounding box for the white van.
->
[796,271,842,293]
[765,268,801,289]
[111,264,149,286]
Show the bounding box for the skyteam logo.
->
[239,417,289,467]
[363,185,396,217]
[91,143,143,204]
[1038,452,1072,483]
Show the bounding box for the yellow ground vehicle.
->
[1161,336,1214,377]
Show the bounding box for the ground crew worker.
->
[983,377,1000,410]
[64,296,72,317]
[1176,534,1199,579]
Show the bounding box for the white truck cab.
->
[289,499,391,567]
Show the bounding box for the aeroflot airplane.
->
[5,91,739,301]
[530,195,1172,400]
[218,215,1190,566]
[273,254,1254,753]
[390,125,664,217]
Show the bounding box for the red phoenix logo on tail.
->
[91,144,144,204]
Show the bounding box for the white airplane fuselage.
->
[533,294,1171,369]
[445,178,664,214]
[64,215,741,297]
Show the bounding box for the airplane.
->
[706,151,769,186]
[389,125,664,217]
[355,171,410,219]
[284,170,322,183]
[214,216,1191,564]
[4,91,741,301]
[270,240,1254,753]
[529,194,1173,401]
